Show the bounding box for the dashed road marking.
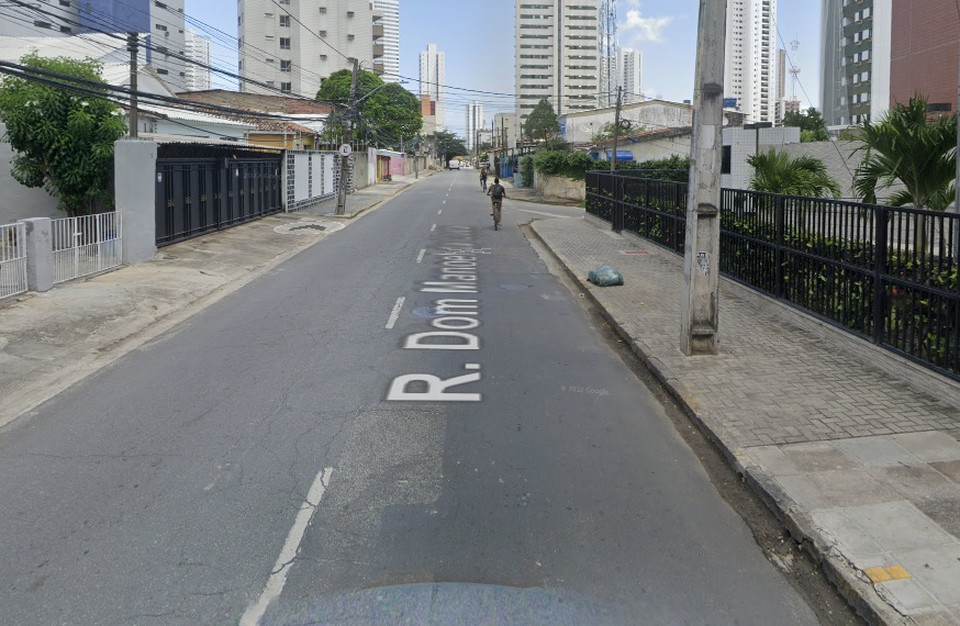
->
[240,467,333,626]
[430,224,437,232]
[386,296,406,329]
[416,249,426,264]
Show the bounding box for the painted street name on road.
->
[387,226,486,402]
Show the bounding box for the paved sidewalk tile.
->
[531,217,960,449]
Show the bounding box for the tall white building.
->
[724,0,778,124]
[419,43,445,130]
[515,1,601,128]
[620,48,643,104]
[238,0,382,97]
[466,101,484,152]
[184,30,211,92]
[372,0,399,82]
[0,0,187,90]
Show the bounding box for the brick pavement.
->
[530,215,960,624]
[530,217,960,450]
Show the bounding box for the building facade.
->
[889,0,960,115]
[0,0,187,90]
[238,0,382,97]
[372,0,399,82]
[419,43,445,130]
[820,0,892,127]
[466,101,484,152]
[724,0,778,124]
[515,0,601,129]
[184,30,211,92]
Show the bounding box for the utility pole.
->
[953,48,960,262]
[415,132,421,179]
[610,86,623,171]
[336,58,359,216]
[681,0,727,356]
[127,33,138,138]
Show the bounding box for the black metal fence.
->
[585,171,960,380]
[156,148,282,247]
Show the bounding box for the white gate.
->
[52,212,122,285]
[0,222,27,300]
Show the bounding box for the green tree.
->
[524,98,560,143]
[315,69,422,150]
[427,130,467,165]
[852,95,956,211]
[0,54,126,216]
[783,107,829,142]
[747,148,841,197]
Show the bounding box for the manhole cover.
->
[499,283,530,291]
[412,306,441,319]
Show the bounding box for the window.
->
[279,15,290,27]
[281,82,292,93]
[155,23,167,31]
[280,60,291,72]
[280,37,290,49]
[347,34,355,40]
[721,146,731,174]
[156,68,168,75]
[320,54,328,60]
[318,30,327,37]
[318,6,326,13]
[60,0,71,6]
[33,20,51,29]
[59,25,72,33]
[347,10,355,17]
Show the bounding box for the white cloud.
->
[621,8,673,43]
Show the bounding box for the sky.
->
[185,1,822,137]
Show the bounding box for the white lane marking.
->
[385,296,406,329]
[416,249,426,263]
[430,223,437,232]
[438,208,443,214]
[240,467,333,626]
[517,208,576,219]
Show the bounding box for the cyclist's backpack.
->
[490,185,504,200]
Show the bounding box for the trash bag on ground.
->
[587,266,624,287]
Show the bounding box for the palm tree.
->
[747,148,842,197]
[852,95,956,211]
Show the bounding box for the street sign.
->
[339,144,353,157]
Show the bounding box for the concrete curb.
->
[526,219,906,626]
[325,172,437,220]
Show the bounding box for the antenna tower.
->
[789,39,801,102]
[601,0,619,107]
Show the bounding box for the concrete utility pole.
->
[336,58,359,216]
[127,33,138,138]
[681,0,727,356]
[953,48,960,261]
[610,86,623,171]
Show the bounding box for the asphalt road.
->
[0,171,819,625]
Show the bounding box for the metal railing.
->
[586,172,960,380]
[52,212,122,285]
[0,222,27,301]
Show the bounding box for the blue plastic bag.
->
[587,266,624,286]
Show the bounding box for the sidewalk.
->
[529,216,960,625]
[0,172,432,430]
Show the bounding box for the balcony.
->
[373,43,385,58]
[372,24,384,38]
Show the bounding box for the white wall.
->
[0,123,62,223]
[721,125,801,190]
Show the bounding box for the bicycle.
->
[491,199,502,230]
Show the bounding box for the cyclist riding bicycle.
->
[487,177,506,230]
[479,166,489,192]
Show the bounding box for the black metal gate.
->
[155,145,282,247]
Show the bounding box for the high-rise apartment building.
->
[724,0,778,124]
[515,1,601,127]
[821,0,892,127]
[184,30,211,92]
[238,0,383,97]
[419,43,445,130]
[889,0,959,115]
[372,0,399,82]
[0,0,187,90]
[466,101,484,152]
[620,48,643,104]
